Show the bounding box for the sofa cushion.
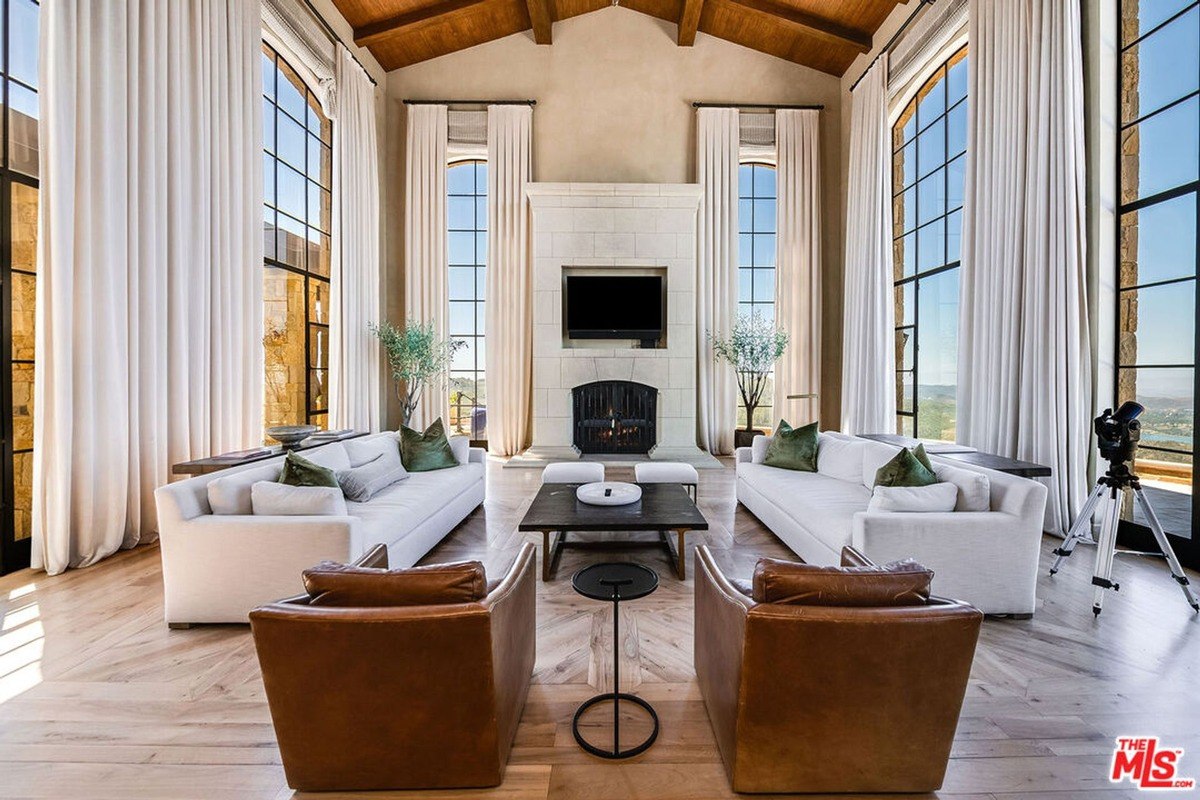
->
[336,448,408,502]
[763,420,818,472]
[737,463,871,554]
[861,439,902,487]
[344,434,400,468]
[934,463,991,512]
[207,464,281,515]
[279,452,340,488]
[816,433,865,484]
[752,557,933,606]
[251,482,348,516]
[300,442,352,472]
[303,560,487,607]
[346,462,485,551]
[399,418,459,472]
[873,447,937,488]
[750,434,772,464]
[868,482,958,512]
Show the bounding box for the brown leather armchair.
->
[250,542,537,792]
[694,545,982,794]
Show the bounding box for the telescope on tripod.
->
[1050,401,1199,616]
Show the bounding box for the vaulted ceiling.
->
[332,0,908,75]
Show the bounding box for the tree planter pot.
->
[734,428,764,449]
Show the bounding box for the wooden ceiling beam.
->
[677,0,704,46]
[526,0,553,44]
[353,0,490,48]
[723,0,871,53]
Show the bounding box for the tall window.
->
[738,162,776,430]
[1,0,38,575]
[1117,4,1198,498]
[448,160,487,444]
[261,44,332,433]
[892,46,967,441]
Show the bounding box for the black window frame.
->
[447,159,488,447]
[261,43,333,430]
[892,45,968,441]
[1,0,39,575]
[737,160,777,430]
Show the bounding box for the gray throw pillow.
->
[336,447,408,502]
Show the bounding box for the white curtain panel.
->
[959,0,1091,532]
[840,56,896,435]
[485,105,533,456]
[696,108,740,455]
[35,0,262,574]
[772,109,821,428]
[403,104,449,429]
[329,45,381,432]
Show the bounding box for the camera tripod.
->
[1050,462,1198,615]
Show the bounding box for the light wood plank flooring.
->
[1,458,1198,799]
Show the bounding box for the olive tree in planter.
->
[710,312,789,449]
[369,320,465,426]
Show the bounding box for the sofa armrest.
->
[159,515,361,624]
[735,447,752,465]
[852,510,1042,610]
[469,447,487,464]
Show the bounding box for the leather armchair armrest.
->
[483,543,537,770]
[840,545,874,567]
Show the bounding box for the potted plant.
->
[369,319,465,426]
[710,312,789,449]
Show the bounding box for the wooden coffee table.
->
[518,483,709,581]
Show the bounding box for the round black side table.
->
[570,562,660,759]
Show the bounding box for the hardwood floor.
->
[1,458,1198,799]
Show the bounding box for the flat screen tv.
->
[565,275,664,341]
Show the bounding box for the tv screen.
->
[565,275,663,339]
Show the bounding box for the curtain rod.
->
[299,0,379,87]
[691,102,823,110]
[847,0,935,93]
[403,99,538,106]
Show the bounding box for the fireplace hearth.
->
[572,381,657,454]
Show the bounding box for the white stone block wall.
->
[527,183,703,451]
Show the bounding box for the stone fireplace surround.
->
[510,182,716,467]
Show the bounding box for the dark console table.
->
[171,430,369,476]
[859,433,1051,478]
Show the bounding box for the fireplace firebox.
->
[572,381,657,454]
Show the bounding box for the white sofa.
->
[735,432,1047,615]
[154,432,486,625]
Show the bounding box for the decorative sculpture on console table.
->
[369,319,465,426]
[709,312,789,449]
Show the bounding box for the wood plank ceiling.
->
[332,0,909,75]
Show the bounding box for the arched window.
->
[448,160,487,444]
[261,43,333,433]
[892,45,967,441]
[738,161,776,430]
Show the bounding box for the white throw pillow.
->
[301,442,352,472]
[934,463,991,512]
[750,434,773,464]
[250,481,348,516]
[344,434,401,468]
[816,433,865,483]
[861,440,903,487]
[449,435,470,466]
[868,482,958,513]
[336,448,408,502]
[207,464,282,515]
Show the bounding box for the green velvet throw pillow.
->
[399,417,459,472]
[912,442,934,472]
[874,446,938,488]
[278,452,339,488]
[762,420,819,472]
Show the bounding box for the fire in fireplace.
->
[572,380,658,454]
